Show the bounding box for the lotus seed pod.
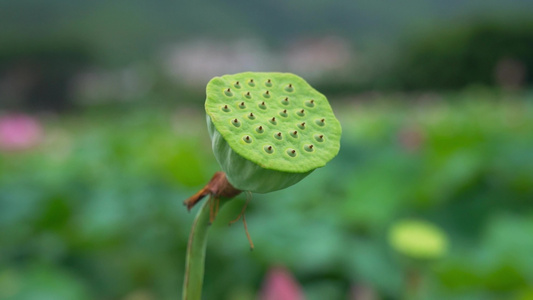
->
[205,72,341,193]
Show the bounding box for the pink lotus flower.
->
[260,266,304,300]
[0,114,43,152]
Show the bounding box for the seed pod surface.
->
[205,72,341,193]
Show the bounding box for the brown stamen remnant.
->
[266,90,270,95]
[320,135,324,139]
[233,118,238,123]
[268,146,272,151]
[277,132,282,137]
[291,150,296,154]
[259,126,263,130]
[293,130,298,135]
[309,144,314,149]
[249,113,254,117]
[271,117,276,122]
[283,109,287,113]
[183,172,242,212]
[229,192,254,250]
[224,105,228,109]
[246,92,251,97]
[321,118,325,123]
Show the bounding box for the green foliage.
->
[393,19,533,90]
[1,92,533,299]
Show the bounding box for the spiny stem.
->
[183,197,226,300]
[182,172,241,300]
[183,196,234,299]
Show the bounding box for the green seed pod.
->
[205,72,341,193]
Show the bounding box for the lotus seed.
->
[248,113,255,119]
[315,118,325,126]
[256,126,264,133]
[282,97,289,105]
[298,122,306,129]
[264,145,274,153]
[279,109,288,117]
[225,88,233,96]
[287,149,297,157]
[259,101,266,109]
[314,134,324,142]
[270,117,277,125]
[222,105,230,112]
[243,135,252,143]
[232,118,240,127]
[265,79,272,87]
[304,144,314,152]
[248,79,255,86]
[306,100,315,107]
[263,91,270,98]
[285,84,294,92]
[275,132,282,140]
[234,81,241,88]
[244,92,251,99]
[290,130,298,138]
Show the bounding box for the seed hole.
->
[281,97,289,105]
[264,145,274,154]
[239,102,246,109]
[256,125,264,133]
[248,112,255,120]
[265,79,272,87]
[259,101,267,109]
[297,109,305,116]
[315,118,326,126]
[243,135,252,143]
[304,144,314,152]
[314,134,324,142]
[222,105,230,112]
[263,90,270,98]
[287,149,297,157]
[305,100,315,107]
[279,109,288,117]
[298,122,306,129]
[274,132,282,140]
[270,117,277,125]
[224,88,233,97]
[234,81,241,89]
[290,130,298,138]
[248,79,255,87]
[232,118,241,127]
[244,91,252,99]
[285,84,294,92]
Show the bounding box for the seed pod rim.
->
[205,72,341,174]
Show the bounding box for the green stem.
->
[182,198,226,300]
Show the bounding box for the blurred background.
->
[1,1,533,299]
